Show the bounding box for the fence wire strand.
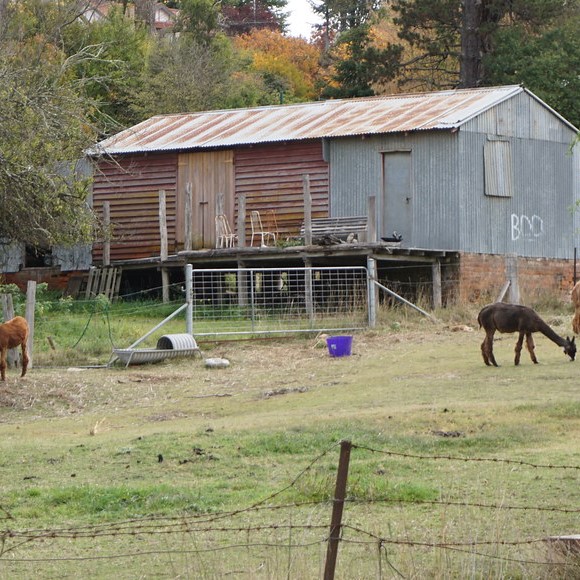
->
[1,441,578,574]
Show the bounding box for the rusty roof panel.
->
[93,86,530,155]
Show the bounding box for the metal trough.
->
[113,334,202,367]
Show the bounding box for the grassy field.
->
[0,300,579,579]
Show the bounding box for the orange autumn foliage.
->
[234,29,323,101]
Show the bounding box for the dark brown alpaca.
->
[0,316,30,381]
[477,303,576,366]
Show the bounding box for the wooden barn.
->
[3,85,578,305]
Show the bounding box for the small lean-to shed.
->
[90,86,579,272]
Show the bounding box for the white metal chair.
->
[215,214,237,248]
[250,210,277,247]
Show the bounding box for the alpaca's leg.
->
[525,333,538,364]
[20,342,29,378]
[0,348,6,381]
[480,340,490,365]
[573,309,580,334]
[514,332,525,365]
[480,337,491,365]
[485,331,498,367]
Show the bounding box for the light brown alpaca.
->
[572,282,580,334]
[0,316,30,381]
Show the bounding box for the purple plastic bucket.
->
[326,335,353,357]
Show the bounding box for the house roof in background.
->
[91,85,575,155]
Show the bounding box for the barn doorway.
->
[382,151,412,244]
[176,150,234,249]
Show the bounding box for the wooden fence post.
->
[304,258,314,322]
[367,257,377,328]
[25,281,36,370]
[324,440,352,580]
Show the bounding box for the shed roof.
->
[92,85,574,155]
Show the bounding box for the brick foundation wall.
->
[1,267,77,293]
[458,253,575,304]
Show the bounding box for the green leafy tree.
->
[313,0,383,50]
[320,24,402,98]
[0,0,108,247]
[484,15,580,128]
[314,0,402,97]
[390,0,579,90]
[313,0,382,32]
[175,0,222,44]
[131,35,248,118]
[62,8,151,130]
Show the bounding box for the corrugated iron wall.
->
[462,91,573,143]
[93,153,177,262]
[329,113,577,259]
[235,140,329,239]
[457,131,575,259]
[329,132,462,250]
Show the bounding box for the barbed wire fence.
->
[1,441,578,578]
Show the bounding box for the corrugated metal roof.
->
[92,85,541,155]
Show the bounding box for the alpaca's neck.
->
[538,320,566,346]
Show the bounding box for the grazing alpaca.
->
[477,303,576,366]
[0,316,30,381]
[572,281,580,334]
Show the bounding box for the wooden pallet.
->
[84,266,122,300]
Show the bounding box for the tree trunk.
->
[460,0,484,87]
[134,0,156,33]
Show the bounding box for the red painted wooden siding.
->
[234,140,329,239]
[93,154,177,263]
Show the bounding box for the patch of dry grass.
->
[0,320,578,578]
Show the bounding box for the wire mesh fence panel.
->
[190,267,369,338]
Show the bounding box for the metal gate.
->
[190,266,369,338]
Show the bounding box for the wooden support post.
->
[237,195,246,248]
[367,195,377,243]
[506,254,520,303]
[324,440,352,580]
[25,281,36,370]
[432,261,442,309]
[159,190,170,304]
[161,269,170,304]
[103,201,111,267]
[303,175,312,246]
[216,192,225,246]
[159,190,168,262]
[184,183,193,251]
[237,260,248,307]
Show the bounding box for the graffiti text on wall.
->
[511,214,544,241]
